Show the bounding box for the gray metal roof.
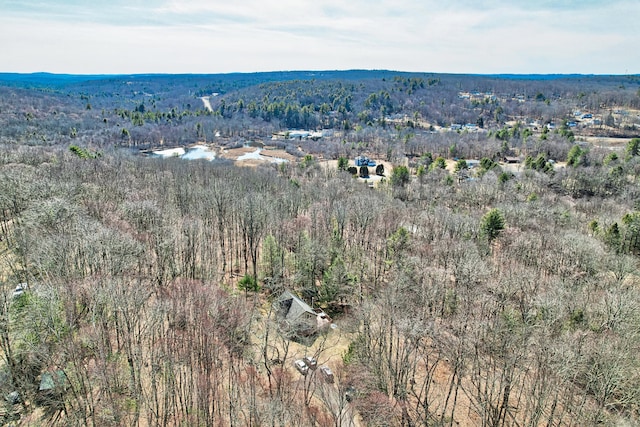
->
[278,291,316,321]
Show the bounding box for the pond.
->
[152,145,216,161]
[181,145,216,161]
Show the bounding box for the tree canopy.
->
[480,208,505,242]
[390,165,410,187]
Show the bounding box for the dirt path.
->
[199,96,213,112]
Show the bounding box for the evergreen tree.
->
[626,138,640,159]
[454,159,468,173]
[480,208,505,242]
[337,157,349,171]
[390,165,410,187]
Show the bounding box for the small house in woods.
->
[276,291,331,345]
[36,370,67,414]
[503,156,521,164]
[39,371,67,393]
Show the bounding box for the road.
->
[199,96,213,112]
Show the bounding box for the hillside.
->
[1,72,640,426]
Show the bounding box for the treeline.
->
[1,140,640,425]
[2,72,639,150]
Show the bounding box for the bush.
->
[69,145,100,159]
[238,274,259,292]
[567,145,587,167]
[626,138,640,159]
[430,157,446,170]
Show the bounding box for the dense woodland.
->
[1,71,640,426]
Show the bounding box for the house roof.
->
[277,291,317,322]
[39,370,66,391]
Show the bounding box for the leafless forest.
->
[1,71,640,426]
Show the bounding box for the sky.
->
[0,0,638,75]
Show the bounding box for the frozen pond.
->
[152,145,216,161]
[150,146,290,164]
[236,148,288,164]
[152,147,186,158]
[181,145,216,161]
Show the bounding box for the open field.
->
[577,136,633,150]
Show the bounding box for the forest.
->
[1,71,640,426]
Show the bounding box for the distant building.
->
[12,283,28,299]
[288,130,310,140]
[355,156,376,167]
[272,130,323,141]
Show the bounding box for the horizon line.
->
[1,70,639,78]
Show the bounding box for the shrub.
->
[238,274,259,292]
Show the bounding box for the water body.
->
[152,145,216,161]
[152,147,186,158]
[181,145,216,160]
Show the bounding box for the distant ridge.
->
[0,72,117,88]
[481,73,640,80]
[0,70,425,90]
[485,74,596,80]
[1,70,638,90]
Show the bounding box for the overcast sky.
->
[1,0,638,75]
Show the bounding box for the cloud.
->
[0,0,638,74]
